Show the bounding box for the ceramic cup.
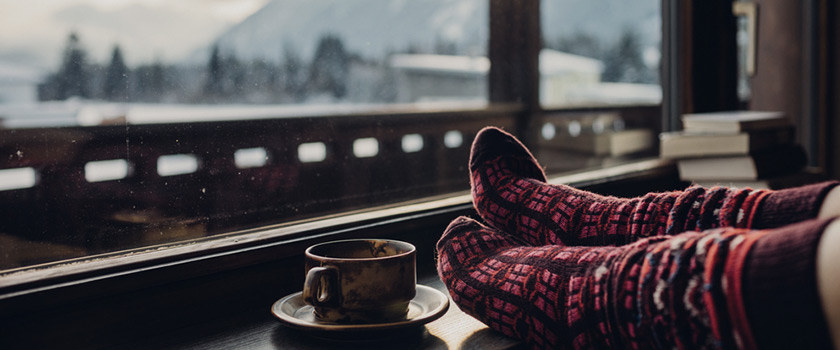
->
[302,239,417,324]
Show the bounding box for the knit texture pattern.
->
[752,182,839,228]
[469,127,838,246]
[437,216,769,349]
[743,218,835,349]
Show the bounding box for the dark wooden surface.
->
[121,275,524,350]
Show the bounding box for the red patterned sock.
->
[470,126,839,246]
[436,216,833,349]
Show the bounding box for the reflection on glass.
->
[540,0,662,107]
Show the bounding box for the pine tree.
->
[56,32,91,100]
[149,62,166,100]
[309,34,349,99]
[434,36,459,55]
[135,60,167,102]
[103,45,129,101]
[602,29,646,83]
[224,54,245,99]
[204,44,225,98]
[283,43,307,101]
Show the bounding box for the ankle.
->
[754,181,840,229]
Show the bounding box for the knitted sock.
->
[436,216,833,349]
[470,126,839,246]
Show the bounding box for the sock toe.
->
[436,216,524,268]
[469,126,546,182]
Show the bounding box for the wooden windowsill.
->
[123,272,523,350]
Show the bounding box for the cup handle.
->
[302,266,339,307]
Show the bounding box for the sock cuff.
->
[753,181,840,229]
[742,218,835,349]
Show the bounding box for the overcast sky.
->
[0,0,269,68]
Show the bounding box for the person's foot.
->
[468,126,840,245]
[437,215,835,349]
[469,126,684,245]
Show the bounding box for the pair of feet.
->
[436,127,839,349]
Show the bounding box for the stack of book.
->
[660,111,809,189]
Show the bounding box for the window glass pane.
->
[535,0,662,175]
[540,0,662,107]
[0,0,488,119]
[0,0,489,271]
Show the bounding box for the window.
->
[0,1,662,273]
[535,0,662,174]
[540,0,662,108]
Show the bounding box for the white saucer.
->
[271,284,449,334]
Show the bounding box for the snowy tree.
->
[204,44,225,98]
[134,61,167,102]
[241,59,283,103]
[434,36,459,55]
[54,32,92,100]
[602,29,648,83]
[308,34,349,99]
[103,45,129,101]
[283,44,307,102]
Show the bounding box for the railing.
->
[0,105,519,269]
[0,104,659,270]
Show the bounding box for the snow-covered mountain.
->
[208,0,488,63]
[0,2,242,68]
[209,0,659,63]
[1,0,660,69]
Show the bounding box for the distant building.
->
[389,49,605,104]
[538,49,603,105]
[389,54,489,103]
[389,50,660,106]
[0,61,46,104]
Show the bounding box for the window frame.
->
[0,0,669,325]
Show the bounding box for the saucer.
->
[271,284,449,335]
